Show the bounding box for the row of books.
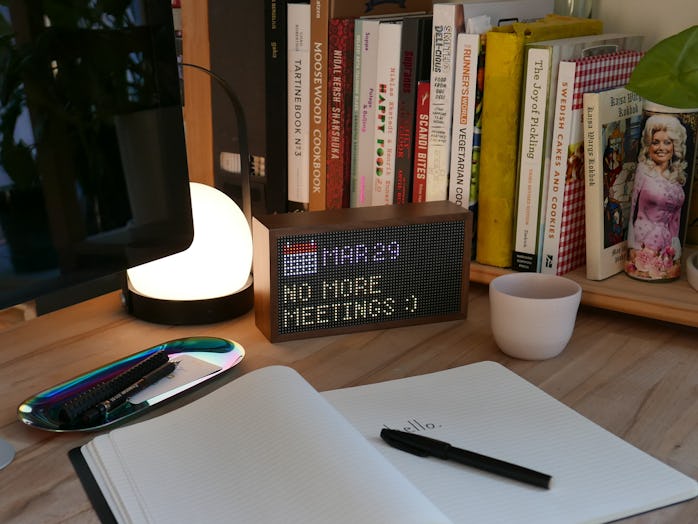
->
[512,34,645,278]
[445,8,693,284]
[283,1,674,283]
[284,1,557,217]
[286,0,435,212]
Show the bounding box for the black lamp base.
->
[122,275,254,325]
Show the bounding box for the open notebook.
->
[71,361,697,523]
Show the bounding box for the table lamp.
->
[123,64,254,324]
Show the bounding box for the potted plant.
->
[626,25,698,109]
[0,2,161,272]
[0,9,57,272]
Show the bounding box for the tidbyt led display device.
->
[253,202,472,341]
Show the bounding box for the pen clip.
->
[380,429,430,457]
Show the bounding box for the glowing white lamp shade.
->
[125,182,254,324]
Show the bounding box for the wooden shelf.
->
[469,251,698,328]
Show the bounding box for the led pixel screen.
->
[276,222,465,336]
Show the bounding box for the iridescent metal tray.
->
[18,336,244,432]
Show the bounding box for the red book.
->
[326,18,355,209]
[411,80,430,203]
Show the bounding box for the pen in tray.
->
[57,350,170,424]
[79,359,180,425]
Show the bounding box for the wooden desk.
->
[1,283,696,523]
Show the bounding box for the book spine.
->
[475,30,522,268]
[425,3,464,201]
[287,2,311,210]
[540,60,575,275]
[339,20,356,210]
[265,0,289,212]
[392,17,427,205]
[350,19,380,207]
[468,33,486,261]
[326,17,355,209]
[583,87,643,280]
[411,80,430,203]
[448,32,479,210]
[582,91,603,280]
[371,21,402,207]
[349,18,363,207]
[513,46,551,272]
[309,0,328,210]
[559,64,592,276]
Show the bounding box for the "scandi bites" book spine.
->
[411,80,430,203]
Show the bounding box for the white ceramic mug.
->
[489,273,582,360]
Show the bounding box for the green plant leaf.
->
[626,25,698,109]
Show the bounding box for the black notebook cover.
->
[69,447,117,524]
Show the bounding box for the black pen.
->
[380,428,553,489]
[81,360,180,424]
[58,350,171,424]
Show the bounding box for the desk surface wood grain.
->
[1,283,696,523]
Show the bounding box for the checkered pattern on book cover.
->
[557,50,643,276]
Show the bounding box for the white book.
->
[583,87,643,280]
[286,2,311,207]
[425,3,464,201]
[371,21,402,206]
[540,59,576,274]
[513,46,551,271]
[75,362,697,523]
[448,32,480,208]
[350,19,380,207]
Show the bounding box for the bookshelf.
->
[183,1,698,329]
[181,0,213,186]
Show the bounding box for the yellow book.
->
[476,15,602,267]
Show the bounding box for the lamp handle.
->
[181,63,253,231]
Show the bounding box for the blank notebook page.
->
[86,365,449,524]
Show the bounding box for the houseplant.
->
[0,2,159,272]
[625,24,698,109]
[0,9,56,272]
